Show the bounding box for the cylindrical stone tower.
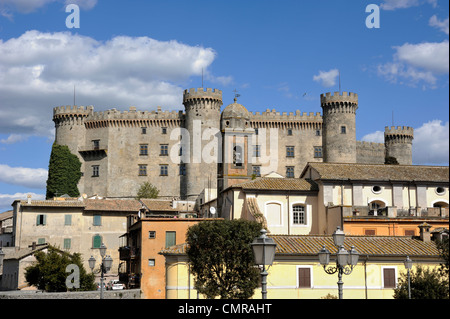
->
[384,126,414,165]
[321,92,359,163]
[182,88,223,201]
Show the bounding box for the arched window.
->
[293,205,306,225]
[233,146,243,167]
[92,234,102,249]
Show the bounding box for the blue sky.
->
[0,0,448,212]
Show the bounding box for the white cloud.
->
[429,15,449,35]
[0,31,226,140]
[0,134,29,144]
[0,164,48,189]
[380,0,437,10]
[64,0,97,10]
[0,192,45,210]
[377,40,449,88]
[413,120,449,165]
[361,131,384,143]
[313,69,339,88]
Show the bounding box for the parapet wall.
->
[183,87,223,103]
[53,105,94,119]
[356,141,385,164]
[320,92,358,105]
[385,126,414,137]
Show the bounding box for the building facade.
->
[52,89,414,206]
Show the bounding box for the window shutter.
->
[36,215,40,225]
[43,214,46,225]
[298,268,311,288]
[165,231,176,248]
[383,268,396,288]
[93,235,102,248]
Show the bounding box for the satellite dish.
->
[209,207,216,215]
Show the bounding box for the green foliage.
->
[24,245,96,292]
[186,219,262,299]
[136,182,160,200]
[393,265,449,299]
[437,237,449,285]
[385,156,399,165]
[46,143,82,199]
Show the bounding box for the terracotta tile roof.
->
[140,199,178,212]
[159,235,440,258]
[272,235,440,257]
[303,162,449,183]
[20,200,85,207]
[232,177,318,192]
[84,199,142,211]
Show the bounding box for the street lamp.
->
[0,247,5,276]
[251,229,277,299]
[318,227,359,299]
[89,243,113,299]
[404,256,413,299]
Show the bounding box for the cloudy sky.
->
[0,0,448,212]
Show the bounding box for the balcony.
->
[119,246,140,260]
[345,206,449,219]
[78,143,108,158]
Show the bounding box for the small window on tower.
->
[341,126,347,134]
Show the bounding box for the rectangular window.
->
[64,238,71,250]
[383,268,396,288]
[160,165,168,176]
[139,165,147,176]
[286,166,295,178]
[162,127,167,134]
[179,164,186,176]
[314,147,323,158]
[253,145,261,158]
[93,140,100,150]
[36,214,46,226]
[160,144,168,156]
[140,144,148,156]
[148,259,155,267]
[286,146,295,157]
[93,214,101,226]
[92,165,99,177]
[141,127,147,134]
[38,238,46,245]
[165,231,176,248]
[148,231,156,239]
[255,128,259,135]
[287,128,293,136]
[293,205,306,225]
[316,130,321,136]
[298,268,311,288]
[404,230,415,236]
[341,126,347,134]
[92,235,102,248]
[253,166,261,177]
[64,214,72,226]
[365,229,376,236]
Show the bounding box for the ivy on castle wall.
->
[46,143,82,199]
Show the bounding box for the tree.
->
[25,245,96,292]
[393,265,449,299]
[437,237,449,286]
[46,143,82,199]
[385,156,399,165]
[136,182,160,200]
[186,219,262,299]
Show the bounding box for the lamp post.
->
[0,247,5,276]
[251,229,277,299]
[89,243,113,299]
[404,256,413,299]
[318,227,359,299]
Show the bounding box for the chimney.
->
[418,222,432,243]
[31,242,36,250]
[27,194,32,204]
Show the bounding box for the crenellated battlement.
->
[53,105,94,118]
[250,109,322,121]
[183,87,223,103]
[356,140,385,150]
[87,106,183,121]
[384,126,414,137]
[320,91,358,105]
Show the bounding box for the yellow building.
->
[160,225,444,299]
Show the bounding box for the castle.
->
[53,88,414,208]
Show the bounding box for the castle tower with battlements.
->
[51,87,413,209]
[182,88,223,200]
[321,92,359,163]
[385,126,414,165]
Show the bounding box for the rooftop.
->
[230,177,318,192]
[302,162,449,183]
